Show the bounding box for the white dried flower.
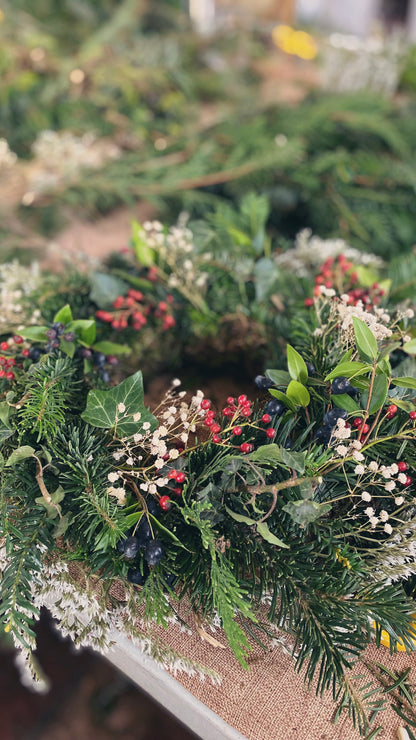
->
[395,496,404,506]
[384,523,393,535]
[107,471,120,483]
[361,491,372,502]
[355,464,365,475]
[117,402,126,413]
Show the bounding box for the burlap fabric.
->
[69,563,415,740]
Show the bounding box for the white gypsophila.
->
[336,298,392,341]
[332,419,351,441]
[361,491,372,502]
[364,507,375,517]
[367,461,378,472]
[384,523,393,535]
[274,229,384,277]
[395,496,405,506]
[398,473,408,484]
[384,480,396,492]
[335,445,349,457]
[0,261,42,327]
[0,138,18,168]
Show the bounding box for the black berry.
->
[145,539,164,566]
[254,375,275,390]
[265,399,285,417]
[123,536,140,560]
[127,567,148,586]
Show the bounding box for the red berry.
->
[13,335,23,344]
[201,399,211,410]
[96,310,113,322]
[21,349,30,357]
[237,395,247,405]
[232,426,242,436]
[226,397,234,406]
[409,411,416,421]
[205,410,215,420]
[222,407,233,417]
[176,472,186,484]
[241,408,252,418]
[261,413,272,424]
[0,370,5,377]
[0,342,9,351]
[204,418,214,427]
[304,298,314,307]
[172,487,183,497]
[239,442,253,454]
[5,371,15,380]
[353,418,362,428]
[398,462,408,472]
[7,358,15,367]
[212,434,221,444]
[159,495,172,511]
[113,296,125,309]
[211,423,221,434]
[266,428,276,438]
[168,470,178,480]
[386,404,398,418]
[128,288,143,301]
[361,423,370,434]
[404,476,412,487]
[162,315,175,330]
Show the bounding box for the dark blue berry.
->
[100,371,110,383]
[265,399,285,417]
[136,517,152,548]
[145,539,164,566]
[323,408,348,427]
[63,332,76,342]
[331,377,358,396]
[80,348,92,360]
[306,362,315,376]
[127,568,148,586]
[116,537,126,554]
[254,375,275,390]
[51,322,65,335]
[146,499,159,517]
[284,438,292,449]
[46,329,57,340]
[314,426,333,445]
[123,536,140,560]
[29,348,42,361]
[94,352,107,367]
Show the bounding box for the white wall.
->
[297,0,381,36]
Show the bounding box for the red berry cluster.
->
[96,289,175,332]
[305,255,385,308]
[200,395,276,450]
[0,336,26,381]
[159,469,187,510]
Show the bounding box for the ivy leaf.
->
[325,362,370,381]
[35,486,65,519]
[282,499,331,527]
[53,304,73,325]
[6,446,35,466]
[249,444,283,465]
[0,421,14,443]
[53,513,71,538]
[391,377,416,390]
[256,522,288,549]
[89,273,129,309]
[361,373,389,414]
[286,380,310,407]
[281,449,306,474]
[92,341,131,356]
[265,369,291,386]
[81,371,157,438]
[352,317,378,362]
[269,388,296,411]
[286,344,308,384]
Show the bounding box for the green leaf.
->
[254,257,277,302]
[89,273,129,309]
[66,319,96,346]
[225,506,256,526]
[281,449,306,474]
[286,380,310,407]
[403,338,416,355]
[53,304,73,325]
[361,373,389,414]
[59,338,75,358]
[325,361,370,381]
[0,421,14,443]
[18,326,48,342]
[131,221,155,267]
[269,388,296,411]
[149,514,189,550]
[53,512,71,537]
[6,446,35,466]
[391,377,416,389]
[332,394,360,413]
[352,317,378,362]
[92,341,131,356]
[249,444,283,465]
[282,499,331,527]
[0,402,13,426]
[286,344,308,384]
[265,369,291,386]
[35,486,65,519]
[81,371,157,438]
[256,522,289,549]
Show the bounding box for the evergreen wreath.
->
[1,266,416,736]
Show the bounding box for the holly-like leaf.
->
[286,380,310,407]
[81,371,157,438]
[89,273,129,309]
[281,449,306,474]
[353,317,378,362]
[256,522,288,549]
[249,444,283,465]
[286,344,308,384]
[225,506,256,526]
[403,338,416,355]
[35,486,65,519]
[53,304,73,325]
[282,499,331,527]
[0,421,14,443]
[6,445,35,466]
